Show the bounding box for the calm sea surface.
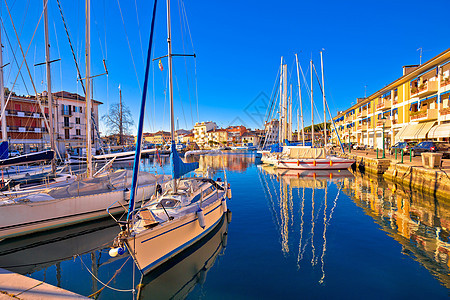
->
[1,153,449,299]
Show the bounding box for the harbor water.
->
[0,153,449,299]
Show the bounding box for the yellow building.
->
[332,48,450,149]
[143,130,171,145]
[193,121,217,147]
[207,128,228,146]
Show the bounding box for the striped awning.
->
[400,121,435,140]
[428,123,450,139]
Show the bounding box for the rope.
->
[55,0,86,95]
[116,0,142,93]
[78,254,135,294]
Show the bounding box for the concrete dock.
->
[0,268,87,299]
[339,149,450,200]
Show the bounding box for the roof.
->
[53,91,103,105]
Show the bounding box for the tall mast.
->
[320,51,326,147]
[310,59,314,148]
[282,64,287,143]
[279,57,283,145]
[85,0,92,178]
[297,108,299,141]
[167,0,176,190]
[119,86,123,145]
[0,18,5,141]
[44,0,55,173]
[295,53,305,145]
[289,84,292,141]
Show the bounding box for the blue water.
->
[0,153,449,299]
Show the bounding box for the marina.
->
[1,154,450,298]
[0,0,449,298]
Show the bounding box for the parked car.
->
[8,150,20,157]
[352,144,365,150]
[390,142,416,155]
[411,141,450,158]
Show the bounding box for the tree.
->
[102,101,134,145]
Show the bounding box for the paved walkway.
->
[0,268,87,300]
[344,149,450,171]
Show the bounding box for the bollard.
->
[376,148,379,159]
[395,149,397,160]
[410,149,412,162]
[401,149,404,163]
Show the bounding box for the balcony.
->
[440,107,450,116]
[441,77,450,88]
[411,81,438,98]
[63,122,75,129]
[357,110,367,118]
[376,100,391,110]
[5,110,44,118]
[61,109,72,116]
[376,119,391,128]
[6,126,47,133]
[410,109,438,121]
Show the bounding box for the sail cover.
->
[171,141,198,179]
[0,141,8,159]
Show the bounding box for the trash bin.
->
[421,153,443,169]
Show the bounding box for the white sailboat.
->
[264,53,354,170]
[109,0,231,275]
[0,0,170,240]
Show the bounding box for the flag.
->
[158,59,163,71]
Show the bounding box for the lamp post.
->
[381,116,387,159]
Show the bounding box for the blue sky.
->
[1,0,449,134]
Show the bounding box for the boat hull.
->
[126,192,227,274]
[276,157,355,170]
[0,181,163,240]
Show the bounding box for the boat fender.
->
[221,198,228,212]
[227,188,232,199]
[297,160,300,166]
[222,232,228,248]
[197,209,206,229]
[393,169,397,177]
[226,210,232,223]
[313,161,316,166]
[109,246,126,257]
[329,160,333,166]
[329,173,333,179]
[124,188,131,202]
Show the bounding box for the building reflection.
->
[258,165,354,284]
[341,173,450,289]
[187,153,257,174]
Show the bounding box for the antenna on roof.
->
[417,47,423,65]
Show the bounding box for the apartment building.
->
[207,128,228,146]
[52,91,102,155]
[332,48,450,149]
[193,121,217,147]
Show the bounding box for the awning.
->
[428,123,450,139]
[394,126,408,142]
[400,121,435,140]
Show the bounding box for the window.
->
[76,129,81,136]
[76,117,80,124]
[64,117,70,127]
[64,129,70,139]
[73,106,78,113]
[80,106,83,113]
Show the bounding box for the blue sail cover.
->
[171,141,198,179]
[0,141,8,159]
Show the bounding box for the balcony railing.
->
[441,78,450,88]
[440,107,450,116]
[410,109,438,121]
[376,119,391,128]
[6,126,47,133]
[62,109,72,116]
[376,100,391,110]
[412,81,438,97]
[5,110,44,118]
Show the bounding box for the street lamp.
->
[381,116,387,159]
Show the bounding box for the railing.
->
[441,78,450,88]
[61,108,72,116]
[376,100,391,110]
[410,109,438,121]
[376,119,391,127]
[6,126,48,133]
[416,81,438,97]
[439,107,450,116]
[5,110,44,118]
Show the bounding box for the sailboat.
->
[0,0,170,240]
[109,0,231,275]
[263,53,354,170]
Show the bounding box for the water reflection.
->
[341,173,450,289]
[138,215,229,299]
[258,166,354,284]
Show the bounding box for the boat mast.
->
[295,53,305,145]
[0,19,5,142]
[289,84,292,141]
[320,51,326,147]
[279,57,283,145]
[310,59,314,148]
[44,0,55,174]
[282,64,287,143]
[167,0,176,190]
[85,0,92,178]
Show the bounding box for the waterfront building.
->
[241,132,259,146]
[207,128,228,147]
[144,130,171,145]
[193,121,217,147]
[263,119,279,145]
[52,91,102,155]
[332,48,450,148]
[226,125,248,145]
